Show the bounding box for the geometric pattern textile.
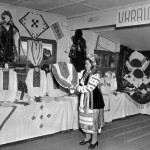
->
[19,12,49,40]
[3,71,9,90]
[0,106,17,131]
[30,105,51,129]
[116,45,150,104]
[58,62,69,79]
[52,62,78,89]
[50,21,64,40]
[33,70,40,87]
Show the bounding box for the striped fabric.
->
[79,107,95,134]
[3,71,9,90]
[52,62,78,89]
[33,70,40,87]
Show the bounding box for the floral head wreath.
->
[87,53,96,66]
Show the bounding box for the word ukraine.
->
[116,3,150,27]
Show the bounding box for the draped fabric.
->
[46,72,68,98]
[52,62,78,89]
[0,70,17,102]
[116,45,150,104]
[27,40,43,66]
[25,69,47,98]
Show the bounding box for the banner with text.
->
[116,3,150,27]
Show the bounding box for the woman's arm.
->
[77,73,100,93]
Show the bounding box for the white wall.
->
[0,5,72,63]
[0,4,102,62]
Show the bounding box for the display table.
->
[1,92,150,145]
[103,92,150,122]
[0,96,78,145]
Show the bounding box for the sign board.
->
[116,3,150,27]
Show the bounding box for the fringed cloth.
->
[52,62,78,89]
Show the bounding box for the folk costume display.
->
[73,54,104,149]
[25,67,47,100]
[0,64,17,102]
[0,11,19,63]
[69,29,87,72]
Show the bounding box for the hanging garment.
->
[27,40,43,66]
[25,69,47,98]
[0,70,17,102]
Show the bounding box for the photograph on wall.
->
[43,43,52,60]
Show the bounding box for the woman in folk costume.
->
[71,54,105,149]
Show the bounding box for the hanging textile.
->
[19,12,49,40]
[27,40,43,66]
[116,45,150,104]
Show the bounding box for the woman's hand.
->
[69,85,77,93]
[70,85,77,91]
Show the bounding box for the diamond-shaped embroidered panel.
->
[19,12,49,40]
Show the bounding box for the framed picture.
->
[18,36,57,67]
[94,50,119,76]
[95,35,117,52]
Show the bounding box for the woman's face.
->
[85,60,92,71]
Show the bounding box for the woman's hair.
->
[85,57,98,74]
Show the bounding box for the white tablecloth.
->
[1,92,150,145]
[0,96,78,145]
[103,92,150,123]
